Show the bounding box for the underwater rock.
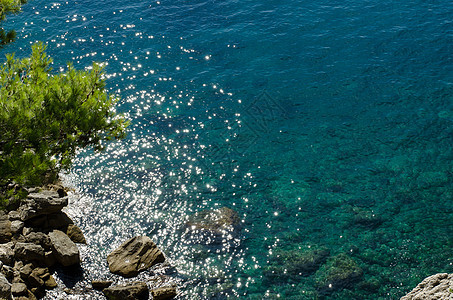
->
[107,236,165,278]
[401,273,453,300]
[350,207,383,228]
[184,207,240,244]
[103,281,149,300]
[264,246,330,279]
[315,253,363,294]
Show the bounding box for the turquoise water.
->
[3,0,453,298]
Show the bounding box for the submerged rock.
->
[103,281,149,300]
[350,206,383,228]
[48,230,80,266]
[264,246,330,279]
[185,207,240,244]
[401,273,453,300]
[107,236,165,278]
[315,253,363,294]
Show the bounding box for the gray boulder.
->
[107,236,165,278]
[10,220,24,234]
[46,212,73,230]
[7,211,20,221]
[25,232,52,250]
[91,280,113,290]
[0,218,12,243]
[44,275,57,289]
[25,211,73,230]
[66,224,86,244]
[18,191,68,221]
[18,263,33,280]
[1,265,14,280]
[48,230,80,266]
[0,243,15,266]
[11,282,27,296]
[14,243,45,263]
[0,273,11,299]
[102,281,149,300]
[401,273,453,300]
[151,286,177,300]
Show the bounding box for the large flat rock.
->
[48,230,80,266]
[107,236,165,278]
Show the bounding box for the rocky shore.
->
[1,184,450,299]
[0,184,177,300]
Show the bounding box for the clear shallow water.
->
[3,0,453,298]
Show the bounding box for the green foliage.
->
[0,0,27,46]
[0,43,129,185]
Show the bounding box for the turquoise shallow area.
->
[3,0,453,298]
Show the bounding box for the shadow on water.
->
[53,264,85,289]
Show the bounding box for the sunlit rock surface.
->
[401,273,453,300]
[107,236,165,278]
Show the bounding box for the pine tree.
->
[0,43,129,186]
[0,0,27,46]
[0,2,128,205]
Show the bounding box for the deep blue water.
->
[3,0,453,298]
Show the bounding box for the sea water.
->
[3,0,452,298]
